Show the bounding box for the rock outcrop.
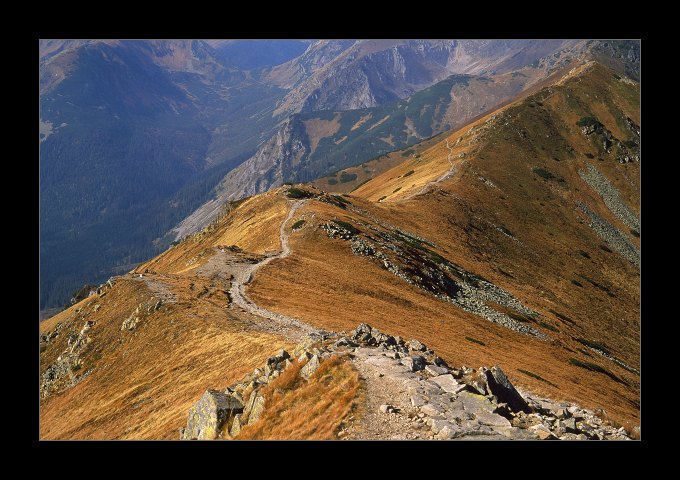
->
[181,323,634,440]
[181,390,243,440]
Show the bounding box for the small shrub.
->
[575,338,610,355]
[571,279,583,287]
[292,220,305,230]
[630,229,640,238]
[402,170,415,178]
[577,347,593,357]
[539,321,560,333]
[578,250,591,259]
[339,172,358,183]
[333,195,350,205]
[507,311,534,323]
[599,244,613,253]
[549,309,575,325]
[585,153,594,159]
[331,220,360,235]
[465,336,486,346]
[532,167,556,180]
[568,358,626,384]
[517,369,557,388]
[393,187,402,193]
[286,188,312,199]
[378,196,387,202]
[577,116,600,128]
[327,178,338,185]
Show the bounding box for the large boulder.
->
[246,395,266,425]
[181,389,243,440]
[482,366,530,413]
[300,354,321,380]
[429,374,465,393]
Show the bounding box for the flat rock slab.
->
[363,356,399,367]
[444,409,473,422]
[425,365,448,376]
[354,347,382,357]
[420,404,443,417]
[491,425,538,440]
[475,412,512,427]
[411,395,427,407]
[455,391,497,415]
[428,374,464,393]
[429,419,452,434]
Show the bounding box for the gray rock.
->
[411,395,427,407]
[482,366,530,413]
[562,417,578,432]
[435,424,461,440]
[229,414,242,437]
[379,404,395,414]
[425,365,448,376]
[298,351,312,363]
[430,419,453,434]
[433,356,449,368]
[246,395,266,425]
[531,424,558,440]
[408,339,426,351]
[420,404,443,417]
[385,351,401,359]
[475,412,512,427]
[300,354,321,380]
[181,390,243,440]
[556,407,571,419]
[429,374,463,393]
[401,355,426,372]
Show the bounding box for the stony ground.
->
[183,323,634,440]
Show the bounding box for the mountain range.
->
[39,39,639,319]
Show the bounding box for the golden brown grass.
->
[40,277,293,439]
[237,355,360,440]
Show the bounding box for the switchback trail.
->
[227,199,321,339]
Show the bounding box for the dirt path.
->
[224,200,320,340]
[399,138,457,202]
[343,348,432,440]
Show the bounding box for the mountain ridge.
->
[40,61,640,439]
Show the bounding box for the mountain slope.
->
[40,61,639,439]
[174,40,640,239]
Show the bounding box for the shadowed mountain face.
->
[39,39,639,312]
[39,40,286,309]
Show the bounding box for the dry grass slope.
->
[237,355,360,440]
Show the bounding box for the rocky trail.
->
[225,199,320,340]
[182,323,634,441]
